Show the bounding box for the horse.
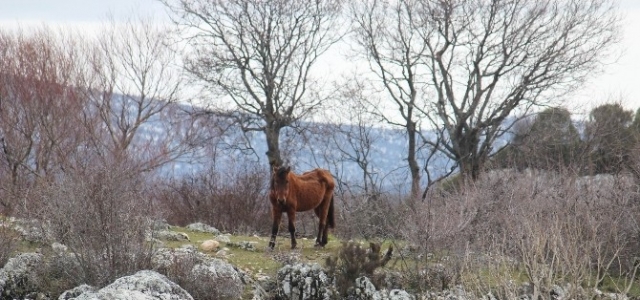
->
[268,166,335,249]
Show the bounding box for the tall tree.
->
[585,103,635,174]
[420,0,620,181]
[83,17,197,172]
[0,28,87,213]
[511,107,582,170]
[161,0,344,168]
[354,0,621,182]
[349,0,428,200]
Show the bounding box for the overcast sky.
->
[1,0,639,113]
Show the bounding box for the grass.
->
[164,226,343,276]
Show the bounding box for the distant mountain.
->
[105,94,517,193]
[143,113,513,193]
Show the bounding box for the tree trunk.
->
[455,130,483,182]
[407,121,421,201]
[265,125,282,168]
[459,155,482,182]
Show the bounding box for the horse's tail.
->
[327,195,335,229]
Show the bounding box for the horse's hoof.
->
[314,243,324,248]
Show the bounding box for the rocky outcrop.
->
[58,284,96,300]
[276,263,336,300]
[0,252,46,299]
[151,246,247,299]
[62,270,193,300]
[349,276,415,300]
[274,264,420,300]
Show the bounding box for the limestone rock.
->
[0,252,45,299]
[276,263,335,300]
[215,234,231,243]
[186,222,220,235]
[63,270,193,300]
[58,284,96,300]
[153,230,189,241]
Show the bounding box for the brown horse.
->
[268,166,335,249]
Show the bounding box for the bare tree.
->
[0,28,87,213]
[331,81,383,197]
[349,0,428,200]
[161,0,344,168]
[350,0,620,183]
[83,17,198,172]
[418,0,620,180]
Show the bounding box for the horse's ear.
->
[285,166,291,173]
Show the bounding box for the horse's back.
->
[292,168,334,211]
[299,168,334,188]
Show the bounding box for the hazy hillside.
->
[136,107,513,192]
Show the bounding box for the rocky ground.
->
[0,217,634,300]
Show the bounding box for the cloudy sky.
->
[1,0,639,113]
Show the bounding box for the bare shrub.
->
[36,164,154,288]
[335,192,406,241]
[326,241,393,295]
[0,28,89,216]
[402,169,640,297]
[156,165,270,234]
[0,222,18,267]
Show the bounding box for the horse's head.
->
[270,166,291,205]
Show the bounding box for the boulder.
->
[0,252,45,299]
[153,230,189,242]
[227,240,257,252]
[58,284,96,300]
[62,270,193,300]
[150,247,246,299]
[348,276,417,300]
[186,222,220,235]
[215,234,231,243]
[190,258,245,299]
[276,263,335,300]
[151,247,208,271]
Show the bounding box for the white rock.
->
[64,270,193,300]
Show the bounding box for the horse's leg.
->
[268,208,283,249]
[321,217,330,246]
[286,210,297,249]
[314,206,326,247]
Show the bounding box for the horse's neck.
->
[288,174,299,188]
